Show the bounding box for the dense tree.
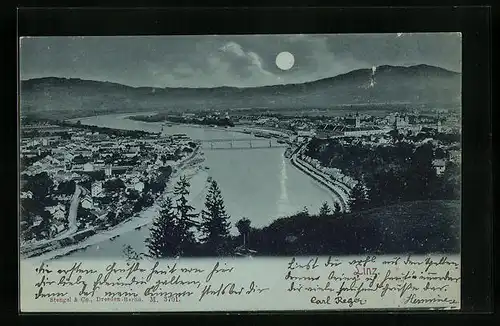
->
[143,193,154,206]
[348,182,369,213]
[160,155,167,165]
[103,178,126,194]
[333,202,342,217]
[200,181,231,255]
[72,155,89,165]
[133,193,154,213]
[146,197,192,258]
[304,135,460,209]
[388,129,404,143]
[24,172,54,201]
[77,205,96,229]
[132,201,143,213]
[145,179,165,194]
[32,209,53,240]
[235,218,252,248]
[126,189,141,201]
[116,210,131,224]
[106,210,118,226]
[56,180,76,196]
[158,166,173,181]
[86,170,105,181]
[404,143,438,201]
[104,201,118,226]
[319,202,331,217]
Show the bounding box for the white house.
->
[297,130,316,137]
[20,191,33,199]
[46,204,66,221]
[83,162,95,172]
[134,181,145,193]
[81,195,93,209]
[90,209,108,220]
[51,223,66,235]
[91,181,104,198]
[33,157,55,169]
[64,153,75,162]
[54,194,71,201]
[130,176,140,185]
[432,159,446,175]
[33,215,43,227]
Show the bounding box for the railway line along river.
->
[61,113,337,259]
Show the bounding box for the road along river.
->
[58,113,338,259]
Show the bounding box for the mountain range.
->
[20,64,461,119]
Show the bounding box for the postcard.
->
[19,33,461,312]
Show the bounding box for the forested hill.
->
[20,64,461,119]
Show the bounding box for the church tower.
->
[437,113,442,133]
[105,164,112,177]
[355,112,360,128]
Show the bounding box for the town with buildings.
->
[19,105,461,257]
[134,106,461,175]
[19,120,202,250]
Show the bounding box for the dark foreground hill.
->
[246,200,460,256]
[20,64,461,119]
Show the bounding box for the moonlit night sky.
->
[20,33,461,88]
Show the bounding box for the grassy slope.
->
[249,200,460,256]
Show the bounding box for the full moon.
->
[275,51,295,71]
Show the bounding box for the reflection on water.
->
[277,154,289,217]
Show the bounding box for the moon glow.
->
[275,51,295,71]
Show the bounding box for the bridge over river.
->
[196,137,289,150]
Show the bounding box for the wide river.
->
[66,113,334,259]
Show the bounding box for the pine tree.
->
[200,180,231,255]
[123,244,142,260]
[319,202,331,217]
[333,202,342,216]
[146,197,187,258]
[172,176,198,253]
[174,176,199,225]
[235,218,251,248]
[348,182,369,213]
[34,209,53,240]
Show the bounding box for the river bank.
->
[290,153,349,212]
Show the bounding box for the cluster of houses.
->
[233,110,460,142]
[20,187,68,236]
[20,123,199,238]
[288,113,461,197]
[231,109,460,182]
